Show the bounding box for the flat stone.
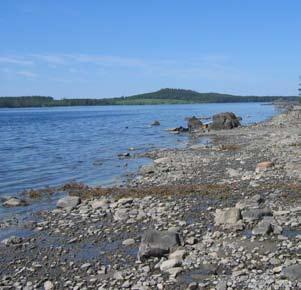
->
[56,195,81,209]
[169,249,186,260]
[236,194,264,209]
[122,238,135,246]
[281,264,301,281]
[160,258,182,272]
[3,197,28,207]
[166,267,183,278]
[90,198,110,210]
[214,208,241,225]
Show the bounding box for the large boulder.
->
[187,116,203,132]
[138,230,181,261]
[209,112,241,130]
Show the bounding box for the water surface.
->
[0,103,277,198]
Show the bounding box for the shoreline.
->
[1,105,301,289]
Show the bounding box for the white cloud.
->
[0,57,33,66]
[17,71,37,78]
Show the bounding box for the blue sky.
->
[0,1,300,98]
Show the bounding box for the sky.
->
[0,0,300,98]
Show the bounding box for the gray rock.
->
[90,198,110,210]
[252,218,273,235]
[1,235,22,246]
[56,195,81,209]
[236,194,264,209]
[160,258,182,271]
[169,249,186,260]
[114,208,129,221]
[187,116,203,132]
[166,267,183,278]
[241,208,273,221]
[216,280,227,290]
[3,197,28,207]
[44,280,54,290]
[122,238,135,246]
[281,264,301,281]
[209,112,241,130]
[214,207,241,225]
[138,230,181,261]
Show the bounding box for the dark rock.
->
[168,126,189,133]
[209,112,241,130]
[241,208,273,221]
[138,230,181,261]
[151,120,160,126]
[118,152,130,158]
[187,116,203,132]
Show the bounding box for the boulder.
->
[56,195,81,209]
[214,208,241,225]
[2,197,28,207]
[209,112,241,130]
[187,116,203,132]
[252,218,273,235]
[138,230,181,261]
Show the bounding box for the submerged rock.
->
[209,112,241,130]
[2,197,28,207]
[138,230,181,261]
[167,126,189,133]
[151,120,160,126]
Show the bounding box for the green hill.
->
[0,88,298,108]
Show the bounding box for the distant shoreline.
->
[0,88,298,108]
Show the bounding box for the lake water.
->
[0,103,277,202]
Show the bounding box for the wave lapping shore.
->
[1,106,301,289]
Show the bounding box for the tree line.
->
[0,89,298,108]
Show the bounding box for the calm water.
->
[0,103,277,199]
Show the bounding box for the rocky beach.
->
[1,105,301,290]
